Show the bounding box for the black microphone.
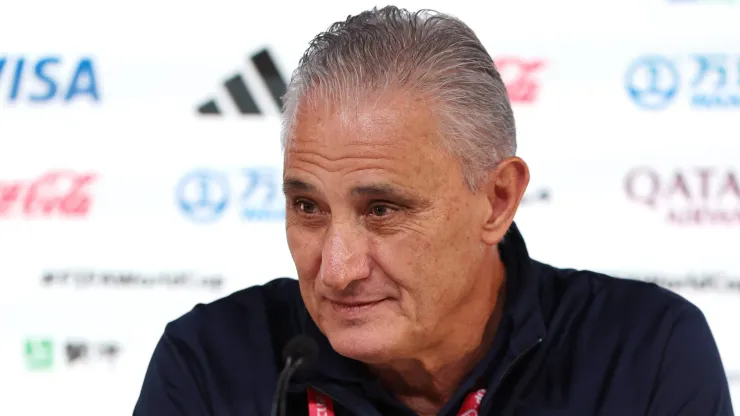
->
[271,335,319,416]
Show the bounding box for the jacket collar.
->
[500,222,547,356]
[296,221,546,383]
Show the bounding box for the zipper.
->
[478,337,543,414]
[498,337,543,386]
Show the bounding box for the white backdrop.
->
[1,0,739,414]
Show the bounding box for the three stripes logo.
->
[197,49,287,116]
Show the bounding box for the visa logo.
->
[0,56,100,103]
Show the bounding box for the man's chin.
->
[325,326,398,363]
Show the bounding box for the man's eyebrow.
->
[282,177,314,194]
[283,178,428,206]
[350,184,425,206]
[350,184,401,197]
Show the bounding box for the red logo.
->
[315,398,329,416]
[625,167,740,225]
[495,57,545,103]
[0,171,97,218]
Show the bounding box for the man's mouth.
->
[328,299,386,315]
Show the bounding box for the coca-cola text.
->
[0,171,97,218]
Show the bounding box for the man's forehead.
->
[283,91,460,194]
[289,90,435,147]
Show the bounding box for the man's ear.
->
[480,157,530,246]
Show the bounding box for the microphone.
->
[271,335,319,416]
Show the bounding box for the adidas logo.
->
[198,49,287,116]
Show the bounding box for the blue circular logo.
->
[176,169,229,222]
[625,56,680,110]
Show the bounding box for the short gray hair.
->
[281,6,516,189]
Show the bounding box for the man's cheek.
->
[289,233,322,265]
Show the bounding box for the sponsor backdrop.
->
[1,0,738,414]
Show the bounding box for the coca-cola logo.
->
[495,57,546,103]
[0,171,97,218]
[625,167,740,225]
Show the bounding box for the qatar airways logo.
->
[625,167,740,225]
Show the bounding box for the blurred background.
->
[1,0,739,414]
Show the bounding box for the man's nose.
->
[319,223,371,292]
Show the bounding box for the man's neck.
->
[370,257,507,415]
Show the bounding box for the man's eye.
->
[295,200,318,214]
[369,204,394,217]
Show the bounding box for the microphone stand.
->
[271,356,304,416]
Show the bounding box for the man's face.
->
[283,91,493,363]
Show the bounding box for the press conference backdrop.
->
[1,0,739,413]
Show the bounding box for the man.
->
[134,6,733,415]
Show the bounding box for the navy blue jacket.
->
[134,224,734,415]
